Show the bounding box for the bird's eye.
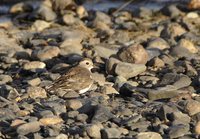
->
[86,62,89,65]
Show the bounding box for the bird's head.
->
[78,58,94,71]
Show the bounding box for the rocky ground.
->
[0,0,200,138]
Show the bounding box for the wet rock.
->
[32,46,60,61]
[115,62,146,79]
[147,37,170,50]
[118,44,148,64]
[23,61,46,70]
[185,99,200,116]
[27,86,47,99]
[135,132,162,139]
[39,116,63,126]
[168,124,190,139]
[0,75,12,85]
[86,123,103,138]
[101,128,121,139]
[66,99,83,110]
[17,121,41,135]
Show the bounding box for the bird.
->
[47,58,94,94]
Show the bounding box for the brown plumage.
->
[47,58,93,94]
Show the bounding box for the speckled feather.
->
[47,66,93,93]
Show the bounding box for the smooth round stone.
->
[76,6,88,18]
[31,20,51,32]
[177,39,198,54]
[39,116,63,126]
[32,46,60,61]
[115,62,146,79]
[118,44,148,64]
[27,78,41,86]
[186,12,199,18]
[66,99,83,110]
[147,37,170,50]
[86,124,103,138]
[63,14,76,25]
[17,121,41,135]
[76,114,88,122]
[23,61,46,70]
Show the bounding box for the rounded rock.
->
[27,86,47,99]
[66,99,83,110]
[118,44,149,64]
[86,124,103,138]
[135,132,162,139]
[17,121,41,135]
[23,61,46,70]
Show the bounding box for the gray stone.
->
[32,46,60,61]
[147,37,170,50]
[168,124,190,139]
[17,121,41,135]
[86,124,103,138]
[101,128,121,139]
[115,62,146,79]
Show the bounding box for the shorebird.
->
[47,58,94,94]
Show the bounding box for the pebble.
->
[76,114,88,122]
[186,12,199,18]
[66,99,83,110]
[86,124,103,138]
[188,0,200,9]
[147,37,170,50]
[118,44,149,64]
[31,20,51,32]
[177,39,198,54]
[27,78,41,86]
[195,121,200,135]
[135,132,162,139]
[115,62,146,79]
[27,86,47,99]
[63,14,76,25]
[16,121,41,135]
[101,128,121,139]
[39,117,63,126]
[23,61,46,70]
[32,46,60,61]
[0,75,12,85]
[56,134,68,139]
[106,57,121,75]
[185,99,200,116]
[37,3,57,21]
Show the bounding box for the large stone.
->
[17,121,41,135]
[115,62,146,79]
[118,44,149,64]
[147,37,170,50]
[185,100,200,116]
[86,124,103,138]
[101,128,121,139]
